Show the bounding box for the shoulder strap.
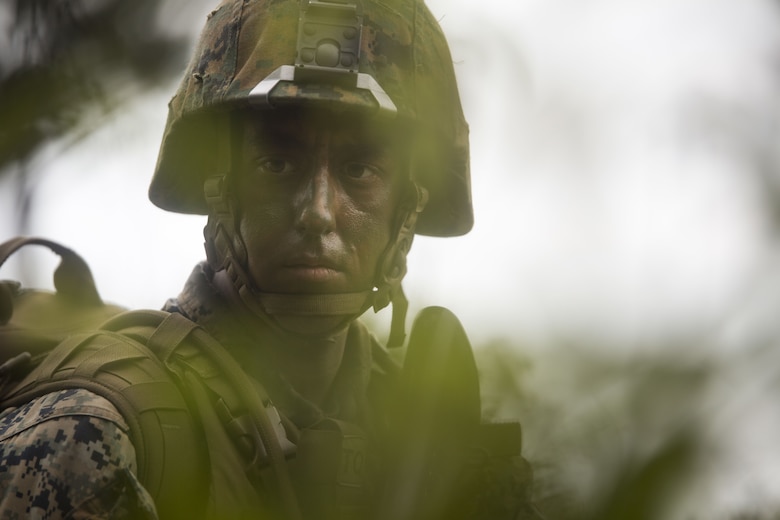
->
[101,310,303,520]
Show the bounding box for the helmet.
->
[150,0,472,237]
[149,0,471,343]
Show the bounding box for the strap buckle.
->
[216,397,296,468]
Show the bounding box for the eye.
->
[342,162,380,180]
[256,157,296,176]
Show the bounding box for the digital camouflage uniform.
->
[0,389,156,519]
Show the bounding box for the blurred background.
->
[2,0,780,518]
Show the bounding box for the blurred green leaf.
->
[0,0,191,234]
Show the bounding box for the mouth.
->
[285,254,340,270]
[282,255,344,284]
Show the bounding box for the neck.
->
[212,269,349,407]
[265,327,348,407]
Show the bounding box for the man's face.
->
[235,110,407,295]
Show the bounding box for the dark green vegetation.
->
[475,339,780,519]
[0,0,192,232]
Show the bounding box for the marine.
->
[0,0,543,518]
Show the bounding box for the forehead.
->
[239,108,412,150]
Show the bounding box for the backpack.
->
[0,237,125,358]
[0,237,211,519]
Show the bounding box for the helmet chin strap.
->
[372,182,428,347]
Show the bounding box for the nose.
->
[294,164,336,236]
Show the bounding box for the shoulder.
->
[0,389,157,519]
[0,388,128,441]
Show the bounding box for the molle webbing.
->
[102,310,303,520]
[0,324,208,520]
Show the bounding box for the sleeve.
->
[0,389,159,520]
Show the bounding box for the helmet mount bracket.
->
[248,0,397,116]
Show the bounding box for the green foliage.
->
[0,0,188,168]
[0,0,191,234]
[474,341,778,520]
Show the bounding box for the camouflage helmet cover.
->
[150,0,472,236]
